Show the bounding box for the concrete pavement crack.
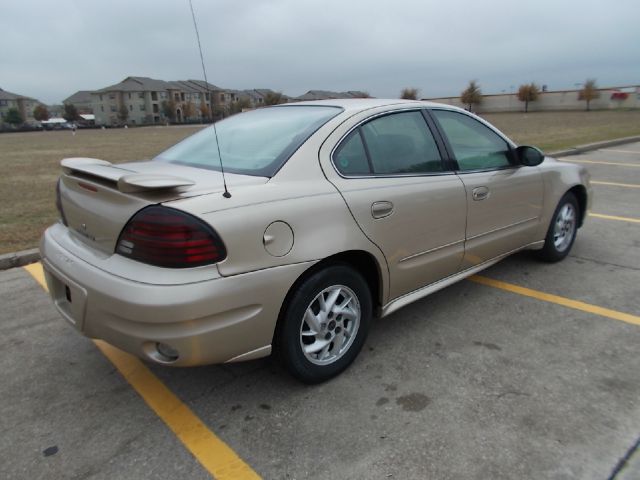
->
[607,435,640,480]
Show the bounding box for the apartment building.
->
[91,76,224,126]
[63,91,94,114]
[0,88,41,125]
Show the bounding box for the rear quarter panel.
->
[166,127,391,304]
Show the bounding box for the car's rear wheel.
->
[277,264,372,383]
[536,192,579,262]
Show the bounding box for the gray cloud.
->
[1,0,638,103]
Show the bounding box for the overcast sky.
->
[2,0,639,104]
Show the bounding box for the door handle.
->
[371,201,394,219]
[472,186,490,201]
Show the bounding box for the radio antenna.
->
[188,0,231,198]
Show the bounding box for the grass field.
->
[1,110,640,254]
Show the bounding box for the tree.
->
[33,105,50,121]
[264,91,285,105]
[578,79,600,111]
[4,108,23,126]
[229,98,251,115]
[161,100,176,121]
[63,103,80,122]
[460,80,482,112]
[183,101,196,121]
[199,99,210,121]
[401,88,419,100]
[117,104,129,124]
[517,83,540,113]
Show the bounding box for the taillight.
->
[116,206,226,268]
[55,179,68,226]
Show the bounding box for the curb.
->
[549,135,640,157]
[0,248,40,271]
[2,136,639,272]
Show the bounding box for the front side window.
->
[333,111,443,176]
[155,106,342,177]
[432,110,512,171]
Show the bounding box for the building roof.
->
[64,90,93,104]
[95,76,174,93]
[295,90,370,101]
[0,88,37,101]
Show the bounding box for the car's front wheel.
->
[536,192,579,262]
[277,264,372,383]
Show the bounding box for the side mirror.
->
[515,145,545,166]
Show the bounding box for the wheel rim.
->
[299,285,361,366]
[553,203,576,252]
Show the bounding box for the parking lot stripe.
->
[589,213,640,224]
[591,181,640,188]
[23,262,261,480]
[563,159,640,167]
[470,275,640,326]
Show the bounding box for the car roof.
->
[284,98,460,114]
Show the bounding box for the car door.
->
[324,109,467,300]
[430,109,544,269]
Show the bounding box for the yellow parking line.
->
[469,275,640,326]
[591,181,640,189]
[563,159,640,167]
[589,213,640,224]
[23,262,260,480]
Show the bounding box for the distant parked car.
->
[40,99,591,383]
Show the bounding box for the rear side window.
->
[432,110,512,171]
[333,111,443,176]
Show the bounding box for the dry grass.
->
[1,110,639,254]
[482,110,640,151]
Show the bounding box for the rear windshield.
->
[154,105,342,177]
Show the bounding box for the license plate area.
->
[43,264,88,331]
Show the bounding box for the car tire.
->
[536,192,579,262]
[277,264,372,384]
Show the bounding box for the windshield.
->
[154,105,342,177]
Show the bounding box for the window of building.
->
[159,92,167,99]
[180,93,185,101]
[138,92,144,99]
[220,93,224,102]
[101,106,104,112]
[0,100,8,106]
[129,105,133,111]
[128,93,132,100]
[99,95,103,101]
[333,111,443,176]
[151,92,158,101]
[110,105,117,112]
[432,110,512,171]
[109,94,115,100]
[174,93,180,101]
[140,104,145,111]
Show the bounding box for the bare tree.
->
[117,104,129,124]
[461,80,482,112]
[33,105,50,121]
[517,83,540,113]
[401,88,419,100]
[264,91,285,105]
[578,79,600,111]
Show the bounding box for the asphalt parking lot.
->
[1,143,639,480]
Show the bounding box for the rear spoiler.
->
[61,157,195,193]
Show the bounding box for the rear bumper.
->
[40,225,315,366]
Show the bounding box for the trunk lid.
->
[58,157,267,254]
